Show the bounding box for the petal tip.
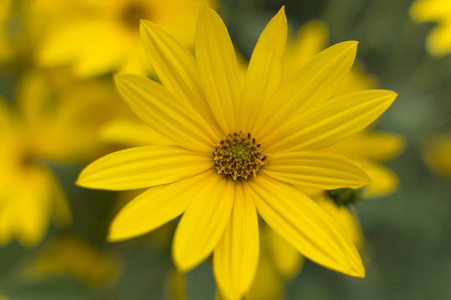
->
[75,172,89,188]
[106,230,123,243]
[172,252,193,273]
[278,5,286,14]
[276,6,287,24]
[351,264,366,278]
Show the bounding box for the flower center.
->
[213,132,266,180]
[120,2,150,31]
[326,188,361,206]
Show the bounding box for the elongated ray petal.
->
[316,196,364,249]
[108,171,212,242]
[266,90,397,153]
[323,131,405,162]
[77,146,213,190]
[214,181,259,300]
[240,7,287,131]
[173,174,234,272]
[254,41,358,140]
[358,159,399,198]
[195,6,241,133]
[266,227,304,278]
[263,151,370,189]
[101,118,175,146]
[249,174,365,277]
[116,74,218,152]
[140,20,220,132]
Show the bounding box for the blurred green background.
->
[1,0,451,299]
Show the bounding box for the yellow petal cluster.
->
[0,70,125,246]
[78,6,398,299]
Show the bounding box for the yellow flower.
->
[34,0,213,77]
[0,70,125,246]
[0,97,70,246]
[410,0,451,57]
[77,7,397,299]
[24,236,119,286]
[422,134,451,177]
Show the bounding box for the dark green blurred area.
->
[1,0,451,299]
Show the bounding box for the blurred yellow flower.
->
[77,6,397,299]
[0,70,125,246]
[34,0,213,77]
[0,99,70,246]
[422,134,451,177]
[410,0,451,57]
[24,236,119,286]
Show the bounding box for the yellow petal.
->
[77,146,213,190]
[38,21,128,77]
[426,24,451,57]
[101,118,175,147]
[14,168,53,246]
[410,0,451,22]
[422,134,451,177]
[266,227,304,278]
[74,23,131,77]
[358,159,399,198]
[108,171,212,242]
[263,151,370,190]
[254,41,358,141]
[316,196,364,249]
[247,245,285,300]
[214,181,259,300]
[195,6,241,133]
[173,174,234,272]
[115,74,218,152]
[283,20,329,81]
[323,131,405,162]
[37,23,89,67]
[266,90,397,153]
[249,174,365,277]
[140,20,220,133]
[240,7,287,132]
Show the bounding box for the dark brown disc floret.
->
[213,132,266,180]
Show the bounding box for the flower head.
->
[0,70,125,246]
[35,0,214,77]
[77,6,397,299]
